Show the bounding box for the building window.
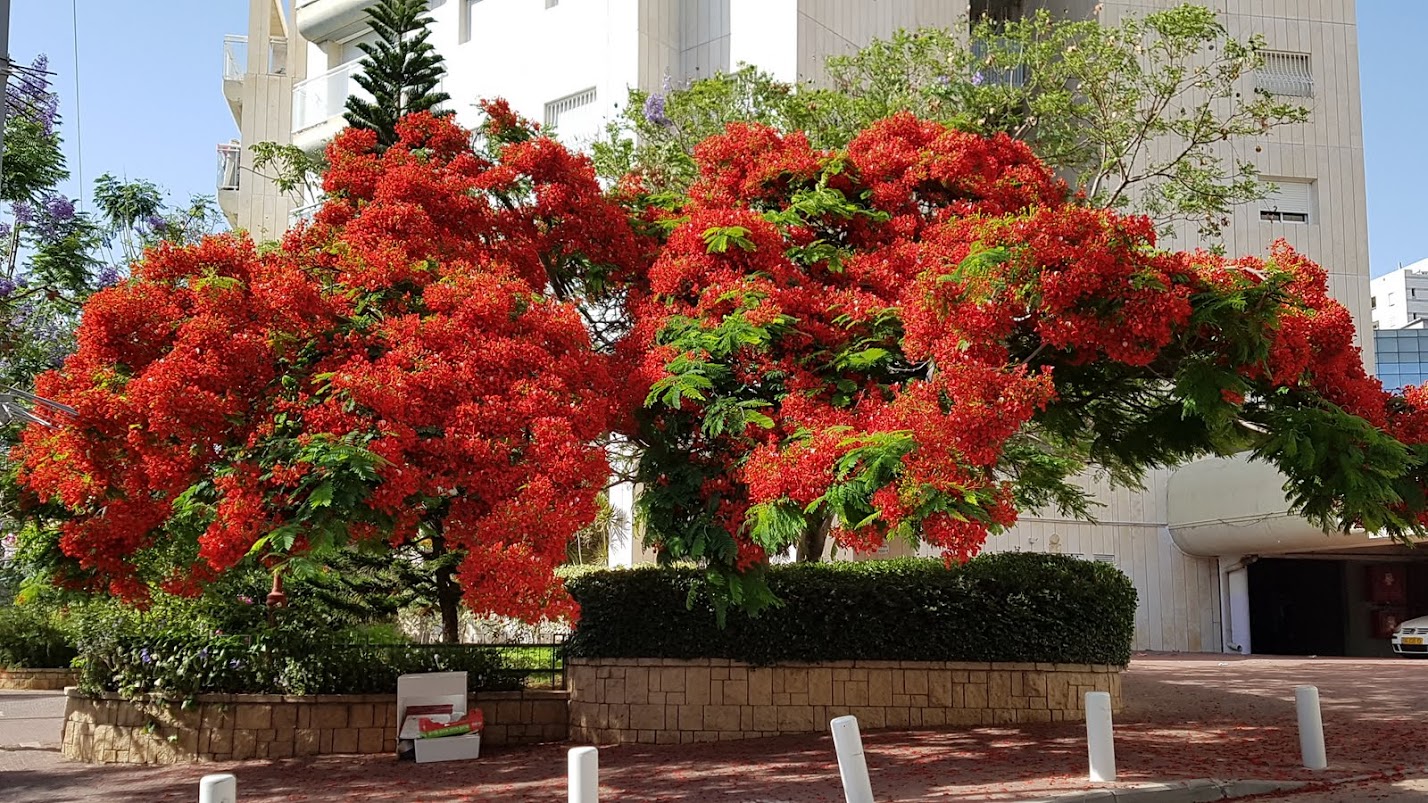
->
[1255,51,1313,97]
[1259,179,1313,223]
[971,0,1023,23]
[461,0,482,44]
[970,38,1029,88]
[1372,296,1378,309]
[544,86,598,130]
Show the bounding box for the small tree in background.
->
[595,4,1307,241]
[344,0,452,150]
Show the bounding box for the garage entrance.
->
[1247,556,1428,657]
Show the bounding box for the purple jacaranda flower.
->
[971,72,986,87]
[0,278,14,298]
[937,75,952,86]
[6,56,59,135]
[140,648,152,665]
[11,202,34,227]
[146,215,167,232]
[32,194,77,240]
[42,194,74,223]
[95,264,122,288]
[198,647,210,660]
[643,92,671,128]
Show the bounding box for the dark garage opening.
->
[1249,558,1347,656]
[1248,556,1428,657]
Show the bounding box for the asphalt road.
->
[0,691,65,748]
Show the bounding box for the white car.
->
[1392,616,1428,657]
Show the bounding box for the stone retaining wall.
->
[568,658,1122,745]
[0,667,78,690]
[62,687,569,764]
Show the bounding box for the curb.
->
[1026,779,1307,803]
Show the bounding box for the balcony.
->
[292,61,370,152]
[222,34,289,121]
[216,142,243,228]
[294,0,379,43]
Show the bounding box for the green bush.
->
[566,554,1137,666]
[0,605,77,668]
[68,599,526,698]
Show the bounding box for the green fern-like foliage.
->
[344,0,452,149]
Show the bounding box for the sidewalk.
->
[3,655,1426,802]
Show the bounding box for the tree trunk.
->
[430,530,462,644]
[798,514,833,563]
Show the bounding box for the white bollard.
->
[1295,685,1328,770]
[198,773,236,803]
[1085,691,1117,782]
[830,715,875,803]
[569,746,599,803]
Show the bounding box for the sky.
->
[10,1,1428,278]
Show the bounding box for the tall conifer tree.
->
[344,0,452,149]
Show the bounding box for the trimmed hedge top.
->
[565,553,1136,666]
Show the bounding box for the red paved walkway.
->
[3,655,1426,802]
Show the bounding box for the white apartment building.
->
[1370,262,1428,330]
[222,0,1409,658]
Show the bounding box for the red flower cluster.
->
[631,112,1395,572]
[14,110,633,620]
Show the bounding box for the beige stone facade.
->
[62,688,568,764]
[0,668,78,690]
[568,658,1122,745]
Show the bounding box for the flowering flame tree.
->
[11,105,1428,623]
[624,115,1427,611]
[12,109,639,631]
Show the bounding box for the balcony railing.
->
[223,34,289,79]
[217,143,242,191]
[293,60,369,133]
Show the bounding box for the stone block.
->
[783,668,810,694]
[868,673,893,706]
[295,728,321,756]
[775,705,815,733]
[844,681,868,707]
[964,683,988,710]
[311,705,349,729]
[626,668,651,705]
[684,668,711,705]
[358,727,386,753]
[658,667,685,693]
[748,670,773,706]
[603,679,626,705]
[808,669,834,705]
[988,671,1013,709]
[848,706,885,729]
[331,728,359,754]
[751,704,778,732]
[629,704,666,731]
[904,670,928,696]
[234,705,272,731]
[885,707,911,728]
[232,729,258,761]
[348,704,375,729]
[722,680,749,706]
[703,705,741,731]
[269,705,298,730]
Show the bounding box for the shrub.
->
[68,599,526,698]
[0,605,77,668]
[565,554,1137,666]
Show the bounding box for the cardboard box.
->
[396,671,482,763]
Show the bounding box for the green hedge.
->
[0,605,77,669]
[566,554,1136,666]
